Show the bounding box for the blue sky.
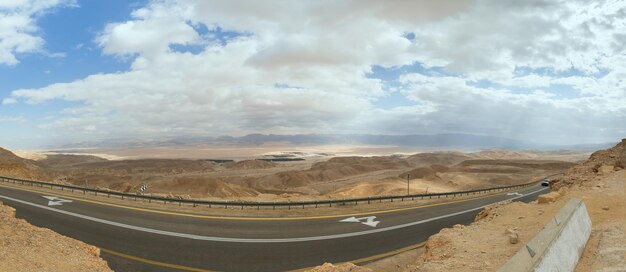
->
[0,0,142,148]
[0,0,625,149]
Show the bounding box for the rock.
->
[506,228,520,244]
[307,262,372,272]
[537,192,560,204]
[602,206,610,211]
[597,165,615,175]
[453,224,464,229]
[508,233,519,244]
[616,140,626,168]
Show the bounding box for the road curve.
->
[0,182,549,271]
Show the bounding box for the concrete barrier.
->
[498,198,591,272]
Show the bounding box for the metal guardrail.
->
[0,174,561,210]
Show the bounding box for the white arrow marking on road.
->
[42,196,73,206]
[506,192,523,197]
[340,216,380,227]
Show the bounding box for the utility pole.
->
[407,173,410,195]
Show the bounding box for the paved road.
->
[0,182,549,271]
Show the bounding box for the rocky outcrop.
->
[307,263,371,272]
[553,139,626,190]
[538,191,561,204]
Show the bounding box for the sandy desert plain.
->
[3,143,588,203]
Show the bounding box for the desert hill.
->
[553,138,626,190]
[224,160,276,170]
[0,147,581,200]
[406,152,471,166]
[248,156,411,190]
[35,154,108,168]
[0,147,46,180]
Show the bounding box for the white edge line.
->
[0,187,548,243]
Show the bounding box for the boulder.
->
[508,233,519,244]
[537,192,561,204]
[597,165,615,175]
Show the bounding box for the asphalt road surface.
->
[0,182,550,271]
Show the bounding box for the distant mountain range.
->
[49,133,617,151]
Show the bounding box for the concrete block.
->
[498,198,592,272]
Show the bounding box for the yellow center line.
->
[99,247,213,272]
[0,181,534,221]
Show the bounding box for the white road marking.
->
[506,192,523,197]
[340,216,380,227]
[0,187,548,243]
[42,196,73,206]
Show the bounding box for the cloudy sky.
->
[0,0,625,149]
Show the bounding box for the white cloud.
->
[0,0,75,65]
[3,0,626,145]
[0,115,26,123]
[2,97,17,104]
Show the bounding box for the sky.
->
[0,0,625,149]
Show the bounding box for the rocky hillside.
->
[553,138,626,190]
[0,147,46,180]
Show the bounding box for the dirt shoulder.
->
[0,201,112,272]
